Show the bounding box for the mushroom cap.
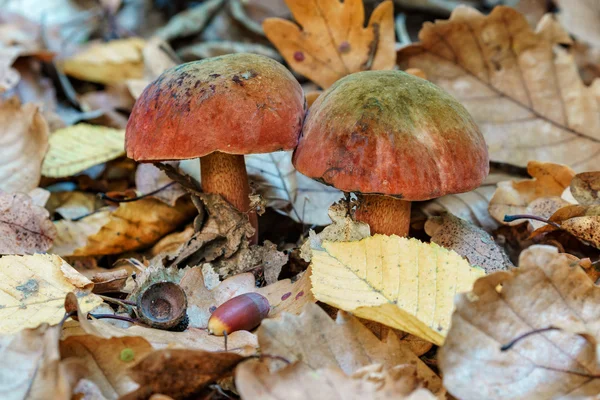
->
[126,53,306,161]
[292,71,489,201]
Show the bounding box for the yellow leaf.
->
[61,38,145,84]
[310,235,485,345]
[42,124,125,178]
[263,0,395,89]
[0,254,103,334]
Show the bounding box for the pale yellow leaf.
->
[311,235,485,345]
[61,38,145,85]
[0,254,103,334]
[42,124,125,178]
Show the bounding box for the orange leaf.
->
[263,0,395,89]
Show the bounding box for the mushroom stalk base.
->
[353,194,411,237]
[201,152,258,243]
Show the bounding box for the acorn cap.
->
[137,281,187,330]
[126,53,306,161]
[292,70,489,201]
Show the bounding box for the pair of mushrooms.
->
[126,54,489,238]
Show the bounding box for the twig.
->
[99,182,177,203]
[500,327,559,351]
[503,214,562,230]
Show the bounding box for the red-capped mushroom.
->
[126,54,306,242]
[293,70,489,237]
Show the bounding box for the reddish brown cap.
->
[126,53,306,161]
[292,71,489,201]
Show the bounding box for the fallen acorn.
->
[207,292,270,335]
[137,281,189,331]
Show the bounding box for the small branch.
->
[89,313,137,324]
[503,214,562,230]
[99,182,176,203]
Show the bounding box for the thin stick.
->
[503,214,562,230]
[500,327,559,351]
[89,313,137,324]
[99,182,176,203]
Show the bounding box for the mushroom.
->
[292,70,489,237]
[126,53,306,242]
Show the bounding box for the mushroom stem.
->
[201,152,258,243]
[353,194,411,237]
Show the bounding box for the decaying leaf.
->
[425,213,512,273]
[120,349,244,400]
[60,335,153,400]
[210,239,288,281]
[135,163,187,207]
[311,235,485,345]
[51,197,196,256]
[555,0,600,48]
[489,161,575,225]
[0,97,49,193]
[0,191,56,254]
[41,124,126,178]
[61,38,145,85]
[0,254,102,333]
[300,199,370,262]
[263,0,395,88]
[0,324,84,400]
[397,6,600,171]
[258,303,442,393]
[236,360,437,400]
[246,151,342,226]
[531,204,600,248]
[440,245,600,399]
[570,171,600,205]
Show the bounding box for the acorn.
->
[137,281,188,331]
[207,293,270,335]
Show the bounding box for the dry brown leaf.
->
[258,303,443,393]
[488,161,575,226]
[255,268,316,317]
[0,191,56,254]
[425,213,512,272]
[555,0,600,48]
[263,0,395,89]
[149,225,195,258]
[571,172,600,205]
[439,245,600,399]
[210,240,288,281]
[531,204,600,248]
[397,6,600,171]
[514,0,548,27]
[135,163,187,207]
[0,97,49,193]
[0,324,84,400]
[60,335,153,400]
[236,360,437,400]
[61,38,145,85]
[51,197,196,256]
[46,191,103,221]
[120,349,244,400]
[91,269,129,294]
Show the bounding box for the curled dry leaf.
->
[570,171,600,205]
[425,213,512,273]
[120,349,244,400]
[61,38,145,85]
[91,269,129,294]
[236,360,437,400]
[311,235,485,345]
[263,0,395,89]
[397,6,600,171]
[531,204,600,248]
[52,197,196,256]
[440,245,600,399]
[0,254,102,333]
[0,97,49,193]
[60,335,153,400]
[489,161,575,225]
[0,192,56,255]
[258,303,442,393]
[41,124,126,178]
[0,324,84,400]
[246,151,343,226]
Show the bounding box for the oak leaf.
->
[570,171,600,205]
[41,124,126,178]
[263,0,395,89]
[236,360,437,400]
[397,6,600,171]
[425,213,511,273]
[439,245,600,399]
[0,97,49,193]
[311,235,485,345]
[61,38,145,85]
[488,161,575,226]
[0,192,56,254]
[258,303,443,393]
[0,254,102,334]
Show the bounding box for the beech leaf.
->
[311,235,485,345]
[397,6,600,171]
[440,245,600,399]
[263,0,395,89]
